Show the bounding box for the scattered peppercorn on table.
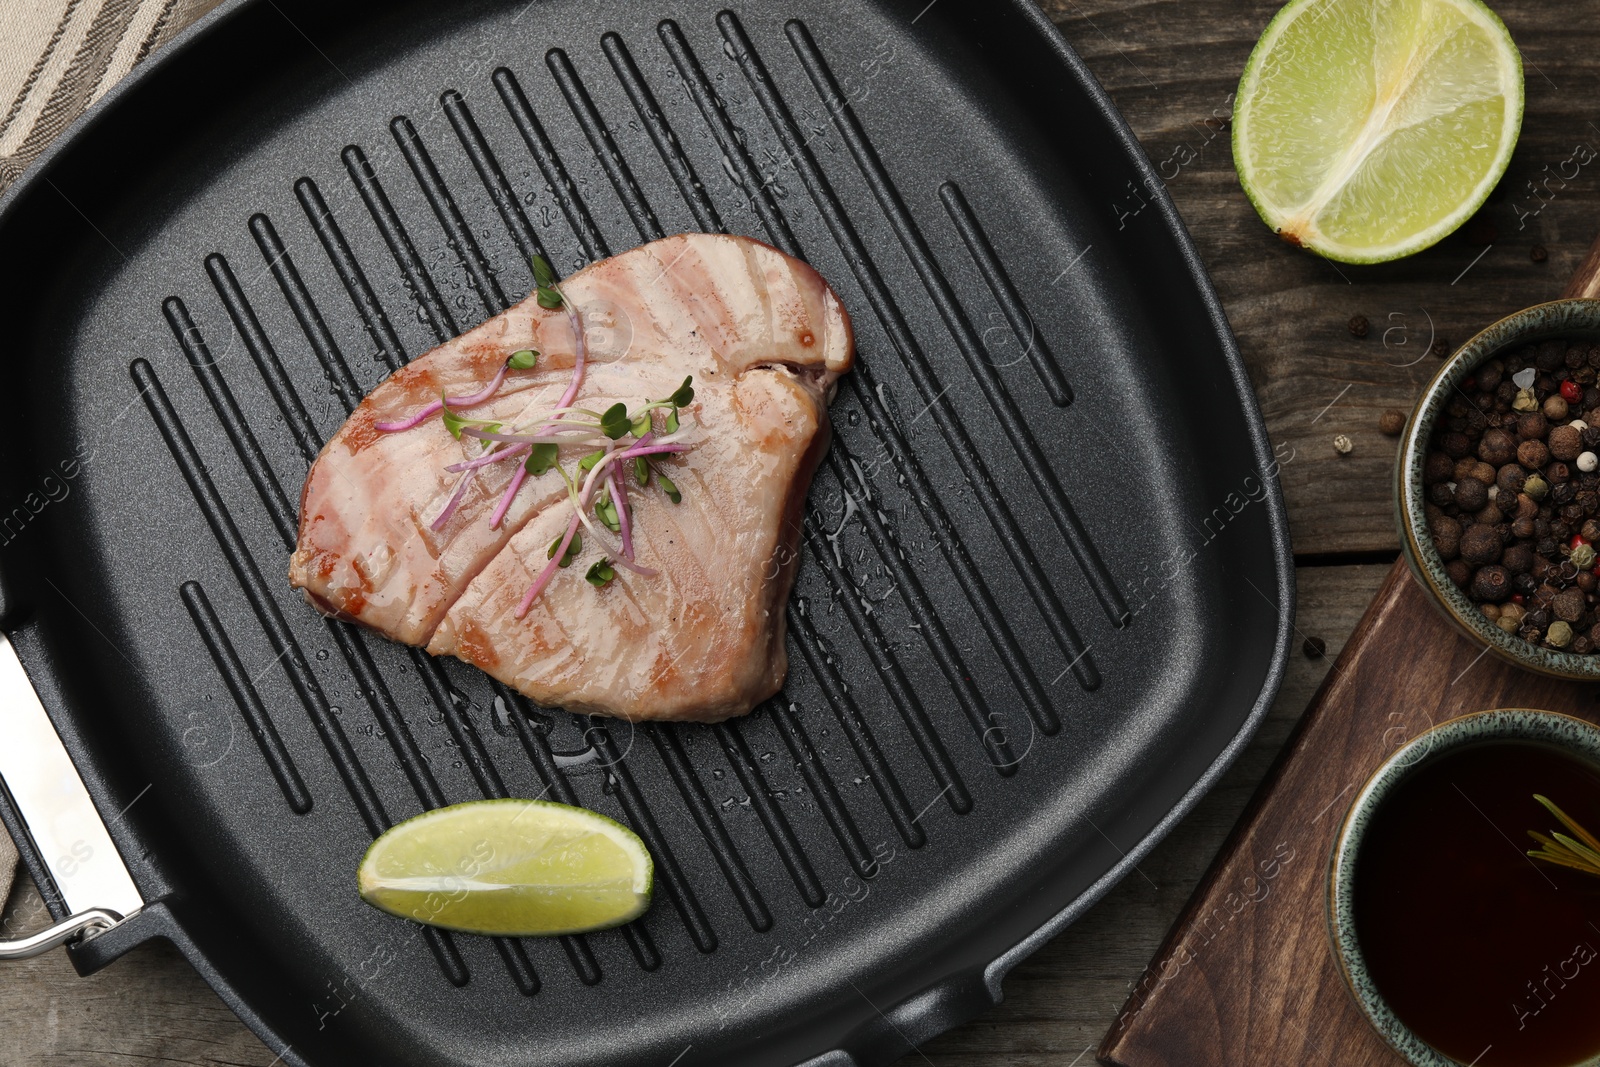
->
[4,1,1600,1064]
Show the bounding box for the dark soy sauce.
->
[1355,741,1600,1067]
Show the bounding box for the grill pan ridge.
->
[0,2,1294,1065]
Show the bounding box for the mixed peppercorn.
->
[1425,338,1600,653]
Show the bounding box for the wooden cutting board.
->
[1098,238,1600,1067]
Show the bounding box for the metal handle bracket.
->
[0,632,143,953]
[0,908,123,960]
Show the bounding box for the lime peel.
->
[1234,0,1523,263]
[357,798,654,938]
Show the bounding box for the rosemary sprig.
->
[1527,794,1600,878]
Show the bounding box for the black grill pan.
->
[0,1,1294,1063]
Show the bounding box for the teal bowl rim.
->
[1397,298,1600,680]
[1328,708,1600,1067]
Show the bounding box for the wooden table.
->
[4,1,1600,1063]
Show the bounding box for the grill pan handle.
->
[0,631,143,953]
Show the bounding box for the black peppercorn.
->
[1302,636,1327,659]
[1479,428,1518,465]
[1432,516,1462,559]
[1551,424,1585,462]
[1455,478,1489,512]
[1504,543,1535,573]
[1460,524,1503,566]
[1348,315,1369,338]
[1432,338,1453,360]
[1533,244,1549,263]
[1498,464,1529,496]
[1556,588,1588,622]
[1470,565,1512,602]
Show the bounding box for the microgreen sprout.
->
[548,531,582,567]
[440,401,466,440]
[524,442,559,476]
[533,254,564,309]
[388,266,696,608]
[600,403,632,440]
[595,488,621,533]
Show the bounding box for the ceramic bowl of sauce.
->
[1329,709,1600,1067]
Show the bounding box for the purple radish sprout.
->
[446,443,530,473]
[376,365,510,433]
[517,514,582,618]
[430,470,476,532]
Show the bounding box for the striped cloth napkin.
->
[0,0,218,908]
[0,0,220,192]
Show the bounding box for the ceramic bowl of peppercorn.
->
[1398,299,1600,678]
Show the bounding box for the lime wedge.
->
[1233,0,1523,263]
[357,799,653,937]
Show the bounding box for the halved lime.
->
[357,799,653,937]
[1233,0,1523,263]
